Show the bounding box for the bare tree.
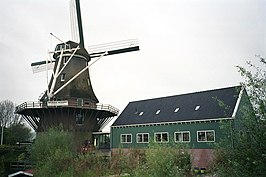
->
[0,100,19,127]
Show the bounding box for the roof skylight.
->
[174,107,180,112]
[155,110,160,114]
[139,111,144,116]
[195,105,200,111]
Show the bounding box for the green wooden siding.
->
[111,120,229,149]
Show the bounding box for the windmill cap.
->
[53,40,90,61]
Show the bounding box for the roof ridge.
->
[130,85,241,103]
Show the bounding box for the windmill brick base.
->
[16,99,118,150]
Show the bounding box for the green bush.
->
[31,126,111,177]
[133,143,191,177]
[31,126,74,177]
[31,127,191,177]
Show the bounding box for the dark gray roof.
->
[112,86,242,126]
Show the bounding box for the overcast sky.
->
[0,0,265,116]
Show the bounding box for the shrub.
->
[31,126,74,177]
[133,143,191,177]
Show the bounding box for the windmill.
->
[16,0,139,149]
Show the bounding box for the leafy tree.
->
[4,123,33,145]
[214,57,266,177]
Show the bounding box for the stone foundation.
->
[190,149,215,168]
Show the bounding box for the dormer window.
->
[174,107,180,112]
[155,110,160,115]
[195,105,200,111]
[75,113,84,125]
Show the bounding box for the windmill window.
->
[174,107,180,112]
[195,105,200,111]
[57,44,65,51]
[75,113,84,125]
[77,98,83,107]
[60,73,66,82]
[65,44,70,49]
[63,57,68,64]
[155,110,160,114]
[139,111,144,116]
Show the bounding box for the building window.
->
[154,132,169,143]
[197,130,215,142]
[121,134,132,143]
[75,113,84,125]
[137,133,149,143]
[60,73,66,82]
[174,131,190,142]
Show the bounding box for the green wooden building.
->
[111,86,249,168]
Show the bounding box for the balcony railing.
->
[16,99,119,115]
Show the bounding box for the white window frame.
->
[154,132,169,143]
[136,133,149,143]
[174,131,190,142]
[120,134,132,143]
[197,130,215,142]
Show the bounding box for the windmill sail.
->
[69,0,84,47]
[31,60,55,74]
[31,39,139,73]
[89,38,139,58]
[16,0,139,146]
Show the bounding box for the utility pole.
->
[0,122,3,145]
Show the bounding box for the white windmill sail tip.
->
[31,60,55,74]
[69,0,79,43]
[88,38,139,54]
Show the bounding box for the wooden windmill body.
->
[16,0,139,148]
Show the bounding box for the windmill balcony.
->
[15,99,119,115]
